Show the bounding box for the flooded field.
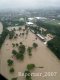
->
[0,26,60,80]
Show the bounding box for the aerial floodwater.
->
[0,0,60,80]
[0,26,60,80]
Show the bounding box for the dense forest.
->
[47,37,60,59]
[36,20,60,36]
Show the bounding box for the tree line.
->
[0,29,9,48]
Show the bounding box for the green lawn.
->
[44,19,60,26]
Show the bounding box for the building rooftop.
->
[37,34,45,40]
[26,22,34,25]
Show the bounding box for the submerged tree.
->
[24,70,32,80]
[7,59,14,66]
[27,64,35,70]
[9,30,15,39]
[19,27,21,31]
[12,43,15,47]
[16,53,24,60]
[19,44,26,54]
[12,50,18,56]
[27,47,32,56]
[20,42,23,45]
[32,43,38,48]
[9,67,15,73]
[16,43,19,47]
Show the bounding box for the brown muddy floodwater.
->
[0,26,60,80]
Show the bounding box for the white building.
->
[35,17,47,20]
[28,18,34,22]
[26,22,34,26]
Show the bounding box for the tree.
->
[7,59,13,66]
[9,67,15,73]
[27,64,35,70]
[22,33,24,36]
[24,70,32,80]
[16,43,19,47]
[27,47,32,56]
[13,28,16,31]
[20,42,22,45]
[12,50,18,56]
[26,30,28,35]
[32,43,38,48]
[16,34,18,36]
[14,36,17,39]
[19,27,21,31]
[9,30,15,39]
[19,44,26,54]
[12,43,15,47]
[16,53,24,60]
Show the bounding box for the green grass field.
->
[44,19,60,26]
